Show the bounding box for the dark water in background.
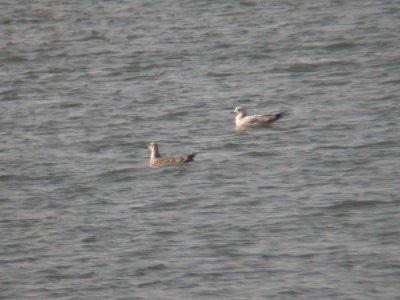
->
[1,1,399,299]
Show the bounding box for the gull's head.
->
[147,142,160,157]
[231,106,247,116]
[147,142,158,152]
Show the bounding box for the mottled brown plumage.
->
[147,142,197,168]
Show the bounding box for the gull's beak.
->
[231,111,236,115]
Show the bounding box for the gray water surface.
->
[1,1,399,299]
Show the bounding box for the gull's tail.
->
[275,111,288,120]
[185,153,197,162]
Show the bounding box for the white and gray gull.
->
[231,106,288,131]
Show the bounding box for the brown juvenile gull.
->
[147,142,197,168]
[231,106,288,132]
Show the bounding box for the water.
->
[1,1,399,299]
